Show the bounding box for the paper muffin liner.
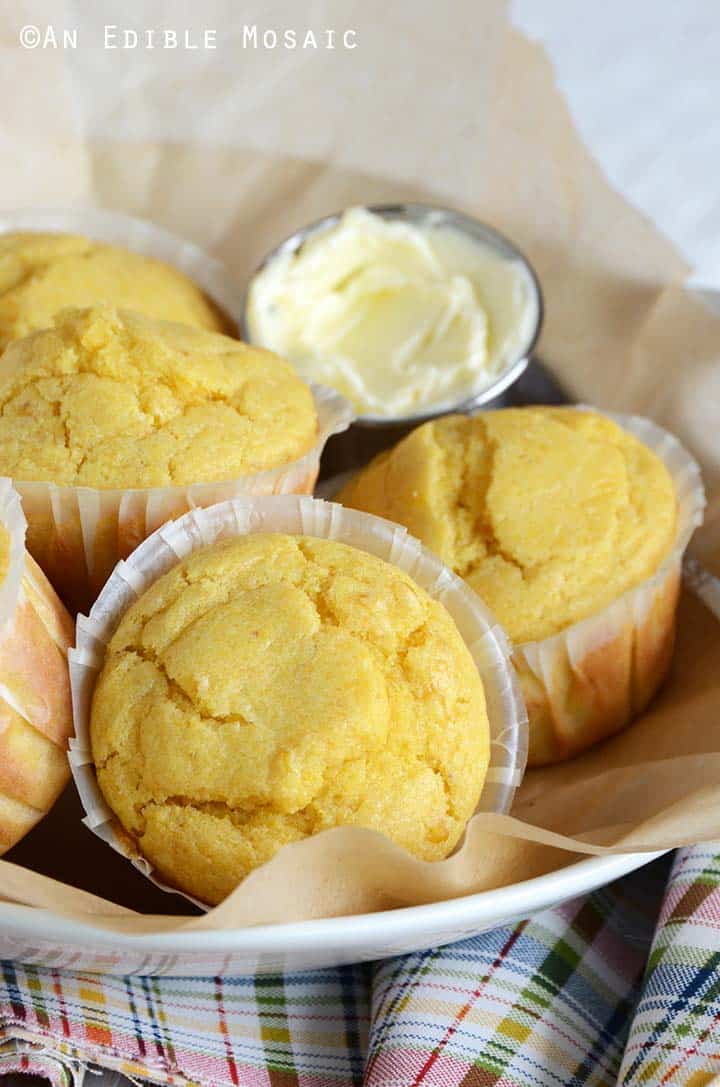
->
[0,477,74,854]
[515,408,706,766]
[68,495,528,910]
[0,478,27,628]
[0,206,355,613]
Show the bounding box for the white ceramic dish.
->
[2,274,712,982]
[0,851,662,976]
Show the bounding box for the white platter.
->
[2,271,713,981]
[0,851,663,976]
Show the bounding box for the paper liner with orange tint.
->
[67,496,528,910]
[515,411,705,766]
[15,383,353,615]
[0,478,74,855]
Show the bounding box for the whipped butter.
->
[246,207,539,419]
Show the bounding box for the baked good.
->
[0,480,74,854]
[0,231,228,347]
[89,532,490,905]
[338,407,681,764]
[0,305,317,488]
[0,305,319,609]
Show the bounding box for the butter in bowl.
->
[244,204,543,428]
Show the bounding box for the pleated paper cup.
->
[68,495,528,910]
[516,409,706,766]
[0,207,355,613]
[0,478,74,854]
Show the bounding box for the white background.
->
[512,0,720,286]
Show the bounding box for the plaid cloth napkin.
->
[2,846,720,1086]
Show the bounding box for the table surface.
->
[3,3,718,1083]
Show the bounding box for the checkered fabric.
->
[4,849,720,1086]
[365,857,669,1087]
[619,845,720,1086]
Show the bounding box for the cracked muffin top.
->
[0,231,229,347]
[338,407,677,644]
[89,533,490,905]
[0,305,318,488]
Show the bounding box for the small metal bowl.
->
[242,203,544,472]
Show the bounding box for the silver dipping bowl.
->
[242,203,544,472]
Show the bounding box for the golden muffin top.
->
[338,407,677,644]
[0,232,228,346]
[90,533,490,905]
[0,305,318,488]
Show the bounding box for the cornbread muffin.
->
[90,533,490,905]
[0,305,317,488]
[0,306,319,609]
[0,232,228,347]
[339,408,680,764]
[0,485,74,854]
